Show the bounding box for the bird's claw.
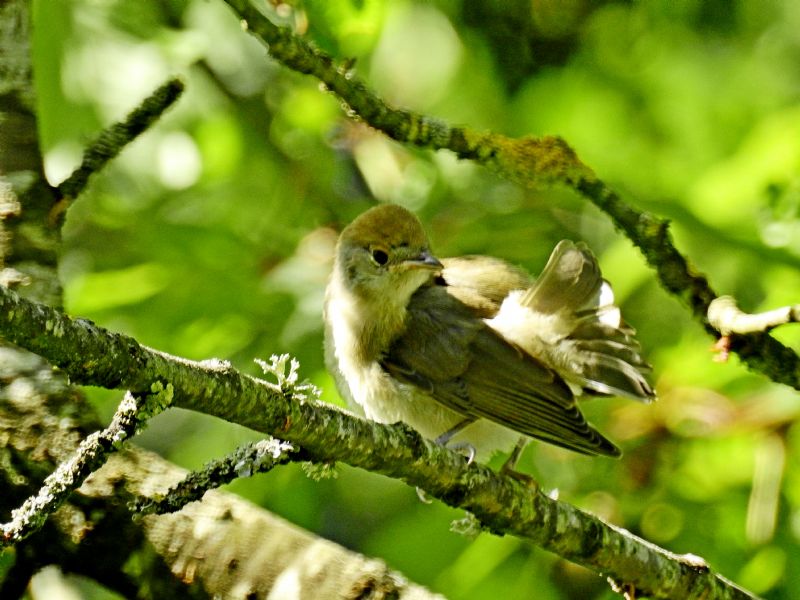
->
[434,420,477,465]
[446,441,477,466]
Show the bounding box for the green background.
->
[31,0,800,597]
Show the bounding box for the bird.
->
[323,204,654,468]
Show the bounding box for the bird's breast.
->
[325,287,463,435]
[325,270,520,460]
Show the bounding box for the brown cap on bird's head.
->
[339,204,430,253]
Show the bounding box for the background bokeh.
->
[31,0,800,597]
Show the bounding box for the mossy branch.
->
[0,284,758,600]
[222,0,800,391]
[132,437,301,516]
[50,78,184,225]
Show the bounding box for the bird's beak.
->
[402,251,443,271]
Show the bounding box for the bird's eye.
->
[371,248,389,266]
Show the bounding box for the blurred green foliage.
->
[30,0,800,597]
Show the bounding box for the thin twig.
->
[51,78,184,225]
[133,438,301,515]
[709,296,800,336]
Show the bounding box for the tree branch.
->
[709,295,800,335]
[132,437,302,516]
[1,387,172,547]
[0,369,442,599]
[220,0,800,391]
[50,78,184,225]
[0,283,758,599]
[98,446,445,600]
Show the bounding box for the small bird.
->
[324,204,654,467]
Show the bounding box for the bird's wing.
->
[520,240,604,314]
[381,284,620,456]
[439,256,531,317]
[516,241,655,401]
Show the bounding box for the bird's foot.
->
[446,441,477,466]
[434,419,477,466]
[499,437,539,491]
[415,422,477,504]
[434,418,473,446]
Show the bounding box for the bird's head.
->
[335,204,443,306]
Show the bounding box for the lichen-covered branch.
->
[0,387,173,547]
[133,437,301,516]
[221,0,800,391]
[102,446,444,600]
[0,369,441,599]
[51,78,184,224]
[0,284,758,600]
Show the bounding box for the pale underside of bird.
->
[324,205,655,464]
